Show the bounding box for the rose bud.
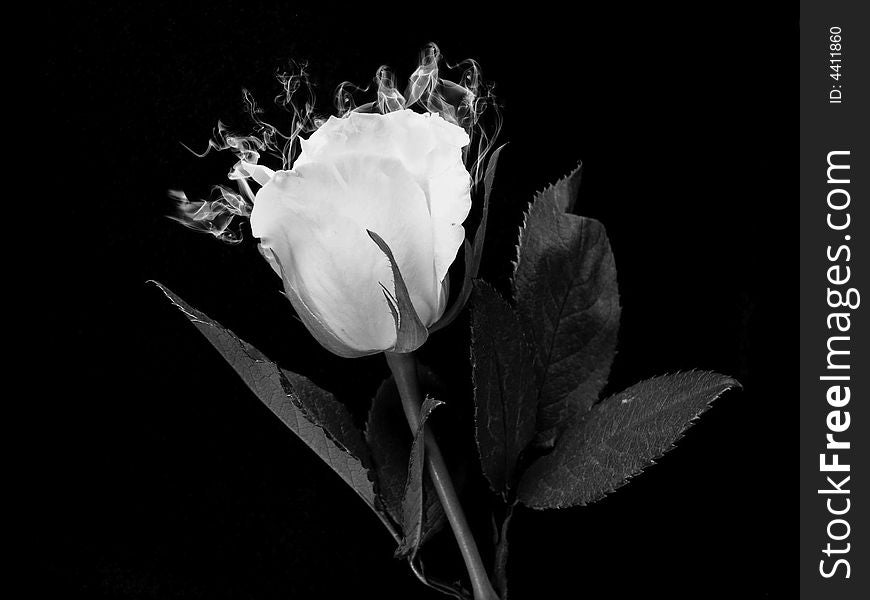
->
[244,109,471,358]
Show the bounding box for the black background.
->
[45,3,795,598]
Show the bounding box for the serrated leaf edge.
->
[149,280,401,541]
[396,396,445,559]
[510,160,584,284]
[522,370,741,510]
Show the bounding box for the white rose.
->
[246,109,471,358]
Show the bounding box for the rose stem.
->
[385,352,501,600]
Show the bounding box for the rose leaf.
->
[470,281,538,500]
[512,163,621,446]
[150,281,398,539]
[396,396,444,559]
[517,371,741,509]
[366,375,447,548]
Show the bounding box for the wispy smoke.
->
[171,44,501,244]
[404,43,502,192]
[168,186,250,244]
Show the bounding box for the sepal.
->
[367,229,429,353]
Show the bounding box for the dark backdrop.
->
[45,3,795,598]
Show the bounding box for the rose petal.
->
[251,154,438,355]
[294,109,471,303]
[425,156,471,286]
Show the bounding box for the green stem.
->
[385,352,500,600]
